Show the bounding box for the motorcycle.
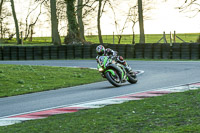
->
[97,56,137,87]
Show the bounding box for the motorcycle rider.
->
[96,45,134,74]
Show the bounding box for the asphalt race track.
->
[0,60,200,118]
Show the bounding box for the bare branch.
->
[177,0,200,17]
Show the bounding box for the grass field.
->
[0,63,200,132]
[0,89,199,132]
[86,33,200,44]
[0,64,104,98]
[0,33,199,46]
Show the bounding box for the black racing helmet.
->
[96,45,105,56]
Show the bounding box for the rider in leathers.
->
[96,45,134,74]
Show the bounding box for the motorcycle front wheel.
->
[105,71,121,87]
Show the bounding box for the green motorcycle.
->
[97,56,137,87]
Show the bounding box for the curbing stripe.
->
[1,74,200,126]
[1,80,199,126]
[0,70,144,126]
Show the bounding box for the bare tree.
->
[97,0,110,44]
[64,0,81,44]
[128,0,152,44]
[138,0,145,43]
[77,0,85,41]
[10,0,20,44]
[0,0,5,38]
[78,0,98,38]
[64,0,98,44]
[128,6,138,44]
[43,0,67,37]
[107,0,132,44]
[24,1,45,41]
[97,0,103,44]
[111,0,151,44]
[50,0,61,45]
[177,0,200,17]
[111,0,146,44]
[0,0,3,16]
[114,12,130,44]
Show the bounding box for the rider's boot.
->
[124,63,135,75]
[117,56,135,75]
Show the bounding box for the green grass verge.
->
[0,89,199,132]
[86,33,200,44]
[0,64,104,98]
[0,33,199,45]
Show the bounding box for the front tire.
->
[105,72,121,87]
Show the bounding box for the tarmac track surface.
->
[0,60,200,118]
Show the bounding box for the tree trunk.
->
[77,0,85,41]
[97,0,103,44]
[132,31,135,44]
[29,25,33,42]
[64,0,81,44]
[50,0,61,45]
[132,23,136,44]
[10,0,20,44]
[0,22,2,39]
[0,0,3,16]
[138,0,145,43]
[0,0,2,39]
[117,35,122,44]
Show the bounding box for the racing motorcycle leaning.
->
[97,56,137,87]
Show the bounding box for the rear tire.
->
[127,73,137,84]
[105,72,121,87]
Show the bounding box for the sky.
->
[3,0,200,37]
[141,0,200,34]
[100,0,200,35]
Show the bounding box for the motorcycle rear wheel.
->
[127,73,138,84]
